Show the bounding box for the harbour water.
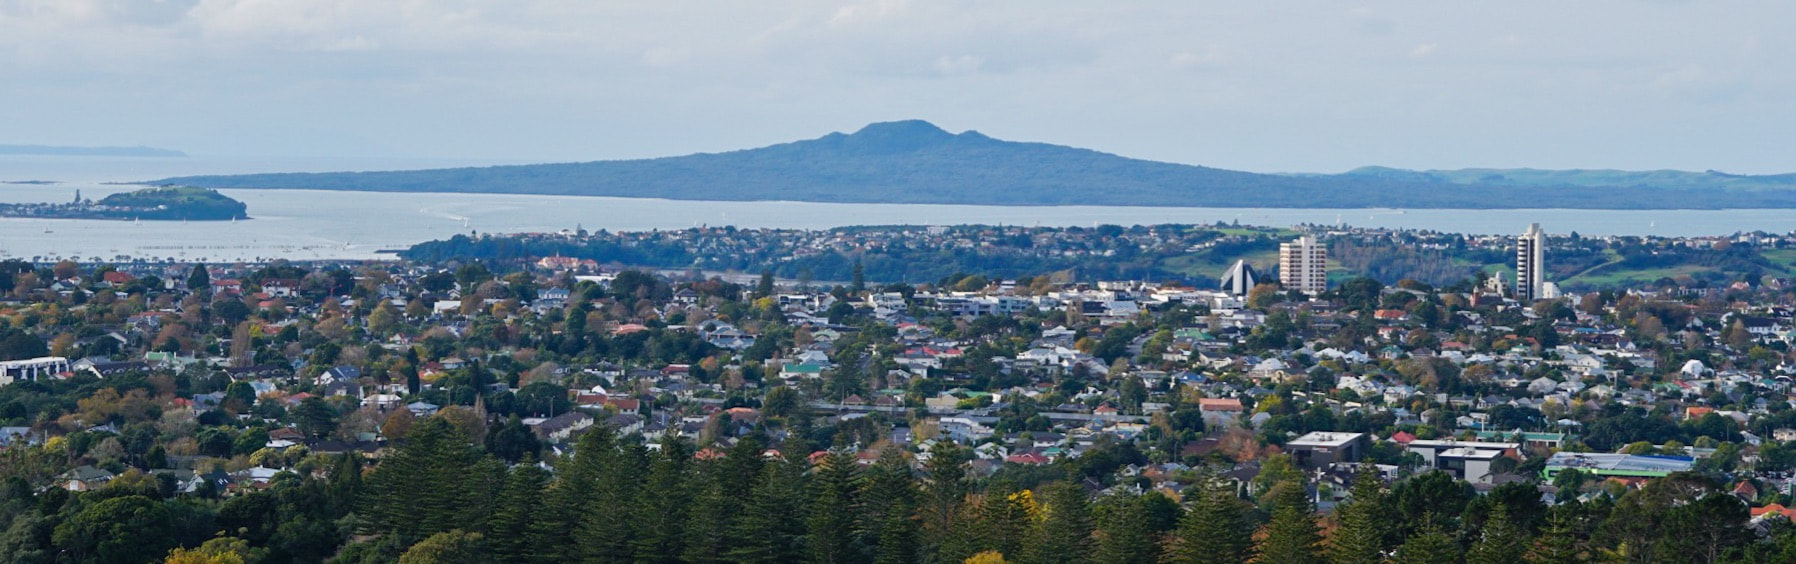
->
[2,155,1792,262]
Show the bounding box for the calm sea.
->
[2,155,1792,263]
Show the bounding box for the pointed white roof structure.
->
[1220,260,1258,297]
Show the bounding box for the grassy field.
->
[1759,249,1796,271]
[1565,265,1713,288]
[1209,226,1300,238]
[1161,249,1279,280]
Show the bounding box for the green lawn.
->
[1567,265,1709,287]
[1760,249,1796,271]
[1162,249,1278,279]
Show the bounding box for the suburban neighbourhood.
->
[3,223,1796,562]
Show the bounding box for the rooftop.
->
[1544,452,1695,475]
[1287,432,1366,448]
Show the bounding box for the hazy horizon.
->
[4,2,1793,174]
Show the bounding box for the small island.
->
[0,186,248,221]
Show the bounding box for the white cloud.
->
[642,46,690,67]
[933,54,984,75]
[0,1,1792,172]
[829,0,909,28]
[1169,50,1224,69]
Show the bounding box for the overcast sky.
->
[2,1,1791,173]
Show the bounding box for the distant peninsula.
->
[0,186,247,221]
[150,120,1796,209]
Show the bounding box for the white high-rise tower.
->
[1516,223,1546,301]
[1279,236,1328,296]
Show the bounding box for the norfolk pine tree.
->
[487,463,550,563]
[808,449,865,563]
[629,434,692,564]
[1254,480,1322,564]
[1467,502,1530,564]
[1169,478,1252,564]
[1026,481,1094,564]
[1327,469,1390,564]
[1392,518,1462,564]
[726,453,809,564]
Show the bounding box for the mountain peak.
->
[830,120,959,153]
[851,119,951,138]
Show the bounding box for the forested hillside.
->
[154,121,1796,209]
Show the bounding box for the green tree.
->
[165,536,263,564]
[685,438,766,563]
[327,452,364,517]
[631,434,693,564]
[577,438,649,563]
[223,381,257,415]
[362,417,496,543]
[1327,470,1390,564]
[861,446,919,563]
[1169,479,1252,564]
[975,481,1033,560]
[1526,508,1585,564]
[485,415,542,464]
[1659,493,1750,564]
[399,530,489,564]
[188,263,211,292]
[809,449,864,563]
[560,303,588,356]
[920,441,972,560]
[531,426,613,562]
[488,464,550,563]
[1392,519,1461,564]
[1093,494,1161,564]
[1389,470,1475,538]
[52,495,174,564]
[757,269,775,298]
[727,454,809,564]
[1028,481,1094,564]
[1254,481,1322,564]
[292,396,339,440]
[1467,503,1529,564]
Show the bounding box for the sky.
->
[2,1,1792,173]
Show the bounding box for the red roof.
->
[1752,503,1796,520]
[1005,453,1050,465]
[1198,398,1243,412]
[1391,431,1418,444]
[574,392,607,406]
[1735,481,1760,498]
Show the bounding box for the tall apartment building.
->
[1278,236,1328,295]
[1516,223,1546,301]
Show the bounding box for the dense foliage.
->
[97,187,249,221]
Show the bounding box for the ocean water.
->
[1,155,1792,262]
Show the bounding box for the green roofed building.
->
[1475,431,1568,450]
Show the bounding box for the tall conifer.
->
[1169,479,1252,564]
[1028,481,1094,564]
[1254,480,1322,564]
